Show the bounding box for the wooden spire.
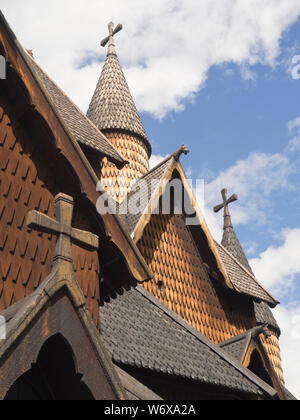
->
[214,188,238,229]
[214,189,254,274]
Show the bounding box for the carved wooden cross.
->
[26,193,99,277]
[213,188,238,229]
[101,22,123,55]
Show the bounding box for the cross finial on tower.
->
[213,188,238,229]
[101,22,123,56]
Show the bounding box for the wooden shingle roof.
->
[24,52,127,167]
[100,286,277,398]
[87,49,151,155]
[120,152,279,307]
[221,224,254,275]
[215,242,278,307]
[254,301,281,334]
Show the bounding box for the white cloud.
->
[201,152,293,241]
[149,154,168,170]
[250,229,300,295]
[274,304,300,399]
[287,116,300,152]
[2,0,300,118]
[288,116,300,132]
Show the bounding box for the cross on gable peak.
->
[101,22,123,56]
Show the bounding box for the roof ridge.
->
[215,240,279,306]
[23,50,127,164]
[220,325,268,347]
[135,286,277,398]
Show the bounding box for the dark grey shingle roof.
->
[100,287,277,397]
[282,387,297,401]
[222,226,254,275]
[219,335,249,363]
[254,301,281,334]
[215,242,278,307]
[25,53,126,166]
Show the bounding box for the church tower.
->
[214,189,284,384]
[87,23,152,202]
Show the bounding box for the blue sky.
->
[2,0,300,398]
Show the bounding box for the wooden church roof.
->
[100,286,277,399]
[215,241,278,307]
[119,150,279,308]
[24,52,127,168]
[87,23,151,155]
[0,10,153,288]
[219,325,269,363]
[221,223,254,275]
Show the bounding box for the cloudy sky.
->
[2,0,300,398]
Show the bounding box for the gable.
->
[0,286,124,400]
[139,212,256,344]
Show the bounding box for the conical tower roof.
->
[87,22,151,156]
[214,189,254,275]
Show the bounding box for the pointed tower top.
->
[87,22,151,155]
[214,189,254,275]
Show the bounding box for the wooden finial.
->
[213,188,238,229]
[173,144,190,161]
[101,22,123,56]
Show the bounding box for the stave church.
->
[0,12,296,400]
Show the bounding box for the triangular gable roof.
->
[120,150,279,306]
[120,146,234,290]
[0,11,152,285]
[219,326,266,364]
[220,325,291,400]
[0,270,126,400]
[100,286,277,399]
